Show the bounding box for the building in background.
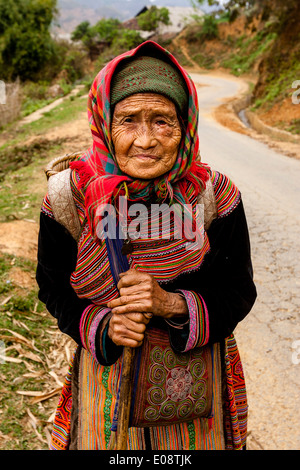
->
[123,5,203,39]
[156,6,203,35]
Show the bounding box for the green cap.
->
[110,55,188,114]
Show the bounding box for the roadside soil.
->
[213,88,300,160]
[172,33,299,161]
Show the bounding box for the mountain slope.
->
[55,0,198,32]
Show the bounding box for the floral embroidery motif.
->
[166,368,193,401]
[130,328,212,427]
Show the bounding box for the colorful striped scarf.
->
[70,40,209,237]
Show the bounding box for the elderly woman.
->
[36,40,256,451]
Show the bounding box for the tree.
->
[112,29,143,53]
[71,21,91,41]
[0,0,58,81]
[71,18,122,47]
[92,18,121,44]
[192,0,299,12]
[137,6,170,32]
[71,18,122,61]
[70,18,143,61]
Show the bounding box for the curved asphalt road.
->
[191,72,300,450]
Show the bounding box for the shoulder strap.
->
[198,177,218,231]
[47,168,81,241]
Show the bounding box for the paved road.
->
[191,72,300,450]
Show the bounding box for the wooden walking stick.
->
[115,346,136,450]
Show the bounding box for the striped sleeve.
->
[210,170,241,217]
[41,194,55,219]
[170,290,210,352]
[79,305,111,361]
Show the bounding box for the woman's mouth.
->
[133,154,159,161]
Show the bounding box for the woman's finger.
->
[117,269,150,290]
[108,312,148,347]
[108,292,151,310]
[119,284,148,297]
[110,301,153,315]
[121,315,148,332]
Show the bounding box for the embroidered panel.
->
[129,327,213,428]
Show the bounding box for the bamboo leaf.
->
[0,354,22,363]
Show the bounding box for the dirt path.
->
[19,85,87,125]
[173,33,299,160]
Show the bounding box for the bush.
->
[137,6,170,32]
[199,15,219,40]
[111,29,143,53]
[63,49,89,83]
[0,0,58,81]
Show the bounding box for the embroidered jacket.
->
[36,170,257,450]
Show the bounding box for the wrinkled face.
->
[111,93,182,180]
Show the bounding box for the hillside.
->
[168,5,300,141]
[54,0,196,32]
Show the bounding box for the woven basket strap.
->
[47,168,81,241]
[45,151,83,179]
[198,177,218,231]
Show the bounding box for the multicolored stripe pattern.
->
[41,194,55,219]
[80,305,110,361]
[50,353,74,450]
[69,172,211,306]
[211,170,241,217]
[78,350,122,450]
[177,290,209,351]
[223,334,248,449]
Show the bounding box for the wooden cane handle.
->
[116,346,136,450]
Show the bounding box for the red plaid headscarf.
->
[70,41,209,237]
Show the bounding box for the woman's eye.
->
[123,117,134,124]
[156,120,167,126]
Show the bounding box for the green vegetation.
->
[0,91,87,226]
[198,15,219,40]
[1,90,87,153]
[72,17,121,49]
[71,17,143,61]
[181,0,300,135]
[22,93,87,135]
[137,6,170,32]
[0,137,66,222]
[221,32,277,76]
[287,119,300,135]
[0,0,58,82]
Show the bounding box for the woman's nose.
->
[134,125,156,149]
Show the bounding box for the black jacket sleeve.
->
[36,212,91,345]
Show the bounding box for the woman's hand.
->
[107,311,151,348]
[107,269,188,320]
